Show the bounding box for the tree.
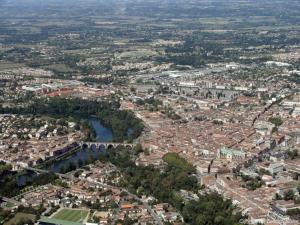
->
[162,152,195,173]
[268,117,283,127]
[288,149,299,160]
[284,190,294,201]
[133,143,143,155]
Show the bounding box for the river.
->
[89,117,113,142]
[17,118,113,185]
[45,118,113,173]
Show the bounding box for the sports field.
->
[52,208,89,222]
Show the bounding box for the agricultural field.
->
[0,61,25,71]
[117,50,157,60]
[0,0,299,77]
[52,208,89,222]
[42,64,74,73]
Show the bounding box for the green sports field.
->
[52,208,89,222]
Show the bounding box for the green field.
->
[4,202,15,208]
[52,208,89,222]
[0,61,25,70]
[42,64,74,73]
[117,50,156,59]
[4,213,36,225]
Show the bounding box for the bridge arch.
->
[99,144,106,151]
[107,144,114,150]
[79,141,135,152]
[90,143,97,151]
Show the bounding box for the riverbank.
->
[41,117,113,173]
[37,144,81,169]
[0,97,144,142]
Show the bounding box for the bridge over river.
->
[9,141,135,179]
[80,141,135,150]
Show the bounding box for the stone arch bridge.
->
[80,142,135,150]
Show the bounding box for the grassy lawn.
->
[52,208,89,222]
[4,213,36,225]
[4,202,15,208]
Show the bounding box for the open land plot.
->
[0,61,25,70]
[4,213,36,225]
[42,64,74,73]
[117,50,156,59]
